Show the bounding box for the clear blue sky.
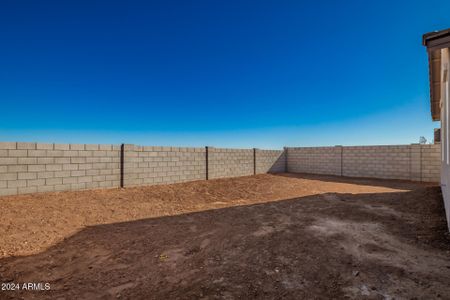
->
[1,1,449,148]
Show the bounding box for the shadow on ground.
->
[0,175,449,299]
[274,172,436,189]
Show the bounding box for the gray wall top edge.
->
[286,143,438,149]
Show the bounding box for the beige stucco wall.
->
[439,47,450,231]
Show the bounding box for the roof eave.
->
[423,28,450,122]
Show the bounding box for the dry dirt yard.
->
[0,173,450,299]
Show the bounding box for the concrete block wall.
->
[0,142,120,196]
[208,147,254,179]
[287,146,342,176]
[342,145,411,180]
[0,141,442,196]
[0,142,286,196]
[123,144,206,187]
[410,144,422,181]
[255,149,286,174]
[420,144,441,182]
[286,144,441,182]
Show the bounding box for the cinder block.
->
[46,150,64,157]
[93,175,106,182]
[85,156,99,162]
[27,179,45,187]
[85,182,100,189]
[46,178,62,185]
[8,180,27,188]
[28,164,45,172]
[28,150,47,157]
[37,171,54,179]
[99,157,112,163]
[92,163,106,169]
[36,143,54,150]
[100,169,113,175]
[0,188,17,196]
[105,174,119,181]
[71,157,86,164]
[123,144,136,151]
[62,150,79,157]
[70,144,85,151]
[53,184,71,192]
[0,157,18,165]
[54,170,71,177]
[98,181,113,187]
[18,157,37,164]
[78,176,93,183]
[93,150,107,157]
[63,164,78,171]
[46,164,62,171]
[85,144,99,151]
[78,150,95,158]
[0,173,17,180]
[18,172,37,180]
[63,177,78,184]
[86,169,99,176]
[37,185,55,193]
[99,144,112,151]
[54,143,70,150]
[37,157,54,164]
[71,183,86,190]
[17,142,36,150]
[8,165,27,172]
[0,142,17,150]
[71,170,85,177]
[78,163,92,170]
[55,157,71,164]
[18,186,38,194]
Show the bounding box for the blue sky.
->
[0,0,449,148]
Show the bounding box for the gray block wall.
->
[0,141,442,196]
[0,142,120,196]
[420,144,441,182]
[342,145,411,180]
[286,144,441,182]
[208,147,254,179]
[287,146,342,176]
[255,149,286,174]
[0,142,287,196]
[123,144,206,187]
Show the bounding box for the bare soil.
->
[0,173,449,299]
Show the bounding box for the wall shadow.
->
[272,172,436,190]
[267,151,286,173]
[256,151,286,174]
[0,186,449,300]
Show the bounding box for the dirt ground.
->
[0,173,449,299]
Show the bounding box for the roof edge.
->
[423,28,450,48]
